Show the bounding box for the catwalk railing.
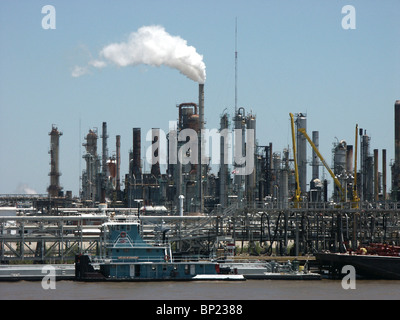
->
[1,202,399,261]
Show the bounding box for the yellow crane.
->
[289,113,301,206]
[297,127,346,202]
[352,124,360,207]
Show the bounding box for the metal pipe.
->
[179,195,184,217]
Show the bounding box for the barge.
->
[0,264,75,281]
[219,260,321,280]
[316,243,400,280]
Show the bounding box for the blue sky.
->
[0,0,399,196]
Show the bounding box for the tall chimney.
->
[394,101,400,200]
[132,128,142,178]
[116,135,121,191]
[382,149,387,200]
[100,122,108,203]
[102,122,108,176]
[311,131,319,180]
[198,83,205,212]
[396,101,400,168]
[151,128,161,177]
[374,149,379,201]
[199,84,205,132]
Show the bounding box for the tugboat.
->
[75,219,244,281]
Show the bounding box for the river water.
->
[1,279,399,300]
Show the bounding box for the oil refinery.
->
[40,87,397,212]
[0,84,400,280]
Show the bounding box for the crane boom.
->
[297,127,346,201]
[289,113,301,204]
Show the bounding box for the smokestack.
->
[383,149,387,200]
[198,83,205,212]
[311,131,319,180]
[199,84,205,131]
[151,128,161,177]
[48,125,62,197]
[102,122,108,176]
[374,149,379,201]
[132,128,142,178]
[396,101,400,167]
[116,135,121,191]
[101,122,108,203]
[394,101,400,200]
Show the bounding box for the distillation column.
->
[393,100,400,200]
[219,113,229,208]
[296,113,307,197]
[48,125,62,197]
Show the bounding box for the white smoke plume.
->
[15,183,37,195]
[72,25,206,83]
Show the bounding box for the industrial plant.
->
[1,83,399,278]
[44,87,396,212]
